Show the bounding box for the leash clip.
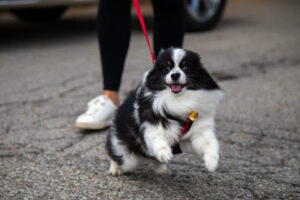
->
[189,110,198,121]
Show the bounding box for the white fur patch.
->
[142,121,181,163]
[133,102,140,124]
[172,48,186,66]
[152,88,224,119]
[142,70,150,85]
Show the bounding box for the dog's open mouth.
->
[169,84,186,93]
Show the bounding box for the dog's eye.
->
[181,61,189,71]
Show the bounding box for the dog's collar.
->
[181,110,198,136]
[172,111,198,155]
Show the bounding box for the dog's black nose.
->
[171,73,181,81]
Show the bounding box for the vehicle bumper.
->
[0,0,98,9]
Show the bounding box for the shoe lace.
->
[85,95,108,115]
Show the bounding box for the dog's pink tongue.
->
[171,84,182,93]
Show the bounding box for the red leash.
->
[133,0,156,64]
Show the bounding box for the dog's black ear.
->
[184,50,202,68]
[196,52,202,63]
[190,50,201,62]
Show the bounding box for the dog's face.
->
[146,48,219,94]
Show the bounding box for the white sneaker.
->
[75,95,117,130]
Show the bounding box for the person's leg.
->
[152,0,185,57]
[98,0,132,106]
[76,0,131,129]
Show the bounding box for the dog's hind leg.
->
[108,153,140,176]
[107,131,140,175]
[120,153,140,174]
[109,160,122,176]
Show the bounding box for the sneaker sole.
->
[75,122,111,130]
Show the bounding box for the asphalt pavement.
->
[0,0,299,199]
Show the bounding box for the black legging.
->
[98,0,185,91]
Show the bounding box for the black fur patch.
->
[138,90,170,129]
[113,90,149,158]
[183,50,220,90]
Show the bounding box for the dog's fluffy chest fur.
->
[137,85,223,143]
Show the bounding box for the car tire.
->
[185,0,227,31]
[11,6,67,23]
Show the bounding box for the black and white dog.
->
[106,48,223,175]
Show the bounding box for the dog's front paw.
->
[155,146,173,163]
[204,154,219,172]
